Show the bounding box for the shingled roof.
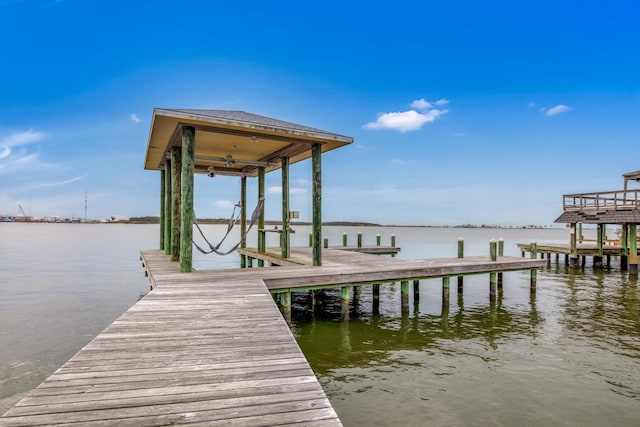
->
[555,210,640,224]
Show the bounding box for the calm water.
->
[1,223,638,425]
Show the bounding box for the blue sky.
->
[1,0,638,225]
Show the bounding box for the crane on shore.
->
[18,204,28,218]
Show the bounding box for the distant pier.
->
[520,170,639,273]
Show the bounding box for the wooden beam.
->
[258,167,266,265]
[281,156,290,259]
[191,123,329,147]
[170,146,181,262]
[312,143,322,266]
[160,169,165,250]
[240,176,247,268]
[569,223,578,266]
[630,223,638,275]
[164,160,172,255]
[180,126,195,272]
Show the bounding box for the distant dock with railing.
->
[520,170,639,273]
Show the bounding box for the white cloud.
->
[545,104,572,117]
[0,147,10,160]
[364,108,447,133]
[528,102,536,108]
[410,98,432,110]
[434,98,450,106]
[40,173,88,187]
[267,186,282,194]
[214,200,234,209]
[130,114,142,124]
[291,188,306,194]
[364,99,449,133]
[1,129,47,148]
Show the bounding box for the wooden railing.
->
[563,189,640,211]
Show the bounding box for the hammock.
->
[193,197,264,256]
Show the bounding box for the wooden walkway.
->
[517,242,634,257]
[2,247,545,426]
[0,251,342,426]
[238,247,545,291]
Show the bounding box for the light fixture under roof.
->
[224,155,236,168]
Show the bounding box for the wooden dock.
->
[2,247,545,426]
[518,242,639,268]
[0,252,342,426]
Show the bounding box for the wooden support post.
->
[170,146,182,262]
[343,232,347,247]
[529,240,538,290]
[372,284,380,313]
[490,272,497,301]
[457,237,464,292]
[357,232,362,248]
[309,233,313,247]
[578,223,583,243]
[376,234,381,246]
[241,176,247,247]
[531,267,537,291]
[621,223,628,270]
[629,223,638,275]
[546,252,551,267]
[311,143,322,266]
[569,223,578,267]
[442,276,450,306]
[324,237,329,249]
[530,240,537,259]
[490,239,498,298]
[164,159,171,255]
[257,167,265,264]
[400,280,409,313]
[497,238,504,288]
[179,126,195,273]
[281,156,290,259]
[247,257,253,268]
[391,234,396,257]
[593,223,604,268]
[490,239,497,261]
[160,169,165,250]
[341,286,350,320]
[413,279,420,304]
[281,291,292,324]
[240,176,247,268]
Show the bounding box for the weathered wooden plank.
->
[3,390,328,425]
[3,253,342,426]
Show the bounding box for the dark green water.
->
[1,224,638,425]
[290,264,639,426]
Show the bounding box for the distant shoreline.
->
[1,216,558,229]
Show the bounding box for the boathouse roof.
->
[144,109,353,177]
[554,210,640,224]
[554,169,640,224]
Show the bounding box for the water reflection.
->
[293,287,543,373]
